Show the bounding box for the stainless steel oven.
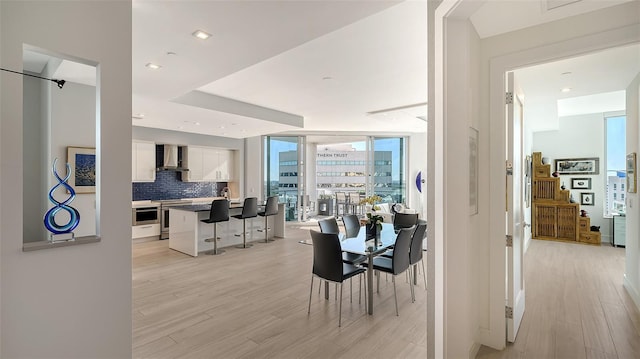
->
[159,200,189,239]
[132,206,160,226]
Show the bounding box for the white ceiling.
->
[22,0,639,138]
[515,44,640,131]
[131,0,426,138]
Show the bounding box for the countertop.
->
[132,197,241,208]
[132,200,159,208]
[170,202,247,212]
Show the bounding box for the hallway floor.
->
[477,239,640,359]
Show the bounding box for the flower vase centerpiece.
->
[360,195,383,240]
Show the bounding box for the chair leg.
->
[350,277,353,303]
[338,283,343,327]
[410,268,415,303]
[359,275,362,304]
[308,275,314,314]
[392,276,399,316]
[421,259,427,290]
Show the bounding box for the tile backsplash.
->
[132,171,227,201]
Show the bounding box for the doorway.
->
[432,0,640,356]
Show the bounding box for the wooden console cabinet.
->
[531,152,600,245]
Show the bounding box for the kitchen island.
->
[169,201,285,256]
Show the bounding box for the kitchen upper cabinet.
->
[132,140,156,182]
[182,146,235,182]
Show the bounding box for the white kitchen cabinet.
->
[132,140,156,182]
[132,223,160,239]
[182,146,235,182]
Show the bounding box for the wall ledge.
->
[23,235,101,252]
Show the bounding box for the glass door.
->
[264,136,301,221]
[369,137,406,204]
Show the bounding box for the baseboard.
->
[623,275,640,313]
[468,341,481,359]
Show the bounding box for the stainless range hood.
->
[157,144,189,172]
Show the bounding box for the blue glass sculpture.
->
[44,158,80,236]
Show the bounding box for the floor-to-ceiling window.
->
[264,136,301,221]
[370,137,406,204]
[605,114,627,216]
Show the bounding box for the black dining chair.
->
[307,230,366,327]
[319,216,365,266]
[318,217,340,234]
[393,212,418,231]
[233,197,258,249]
[342,214,360,238]
[409,220,428,301]
[257,195,279,243]
[370,226,414,316]
[201,199,229,255]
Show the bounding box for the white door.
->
[506,71,525,342]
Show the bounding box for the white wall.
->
[533,113,610,241]
[408,131,427,214]
[442,18,482,358]
[243,136,262,200]
[624,72,640,309]
[1,1,132,357]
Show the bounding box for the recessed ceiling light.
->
[178,126,185,130]
[132,113,145,120]
[561,71,572,75]
[194,122,200,126]
[192,30,211,40]
[166,51,177,56]
[322,76,333,80]
[561,87,572,93]
[219,125,225,129]
[145,63,161,70]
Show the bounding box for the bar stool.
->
[257,195,279,243]
[201,199,229,255]
[233,197,258,249]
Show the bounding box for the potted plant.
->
[360,195,383,239]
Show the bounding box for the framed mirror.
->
[22,46,100,249]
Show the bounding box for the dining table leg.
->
[367,252,374,315]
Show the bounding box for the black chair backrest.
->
[393,212,418,230]
[240,197,258,218]
[310,230,344,283]
[263,195,279,216]
[410,221,427,265]
[318,217,340,234]
[342,214,360,238]
[392,227,414,275]
[208,199,230,222]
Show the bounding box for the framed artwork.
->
[580,192,594,206]
[554,157,599,175]
[469,127,478,215]
[571,178,591,190]
[627,153,637,193]
[67,146,96,194]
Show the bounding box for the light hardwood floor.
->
[477,239,640,359]
[133,222,427,358]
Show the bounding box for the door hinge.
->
[506,235,513,247]
[505,306,513,319]
[506,92,514,105]
[506,161,513,176]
